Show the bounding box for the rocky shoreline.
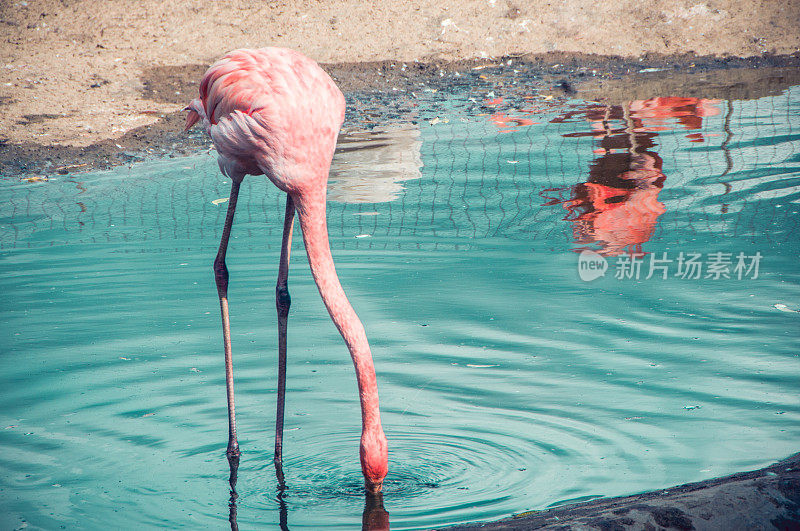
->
[442,452,800,530]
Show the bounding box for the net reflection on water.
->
[1,87,797,255]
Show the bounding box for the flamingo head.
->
[361,428,388,495]
[183,99,204,132]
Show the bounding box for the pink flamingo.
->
[185,48,388,495]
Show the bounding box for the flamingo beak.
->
[184,107,201,132]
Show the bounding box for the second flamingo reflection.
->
[185,47,389,494]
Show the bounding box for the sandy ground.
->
[1,0,799,155]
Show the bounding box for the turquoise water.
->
[1,82,799,529]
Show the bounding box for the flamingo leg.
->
[274,194,295,485]
[214,178,243,463]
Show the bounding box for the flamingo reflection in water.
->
[545,97,721,256]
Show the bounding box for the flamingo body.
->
[186,48,343,194]
[186,48,388,494]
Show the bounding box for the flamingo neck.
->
[293,191,383,433]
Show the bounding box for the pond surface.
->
[1,78,799,530]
